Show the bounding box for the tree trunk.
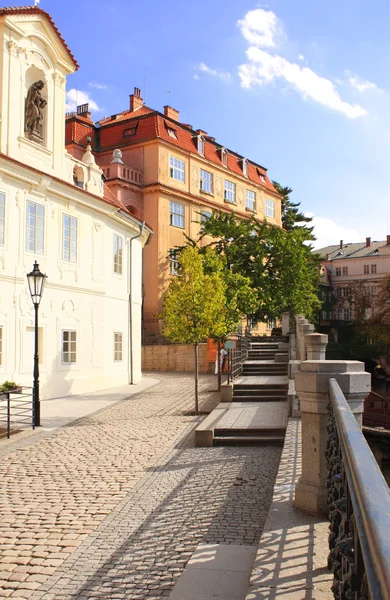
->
[217,338,221,391]
[194,343,199,415]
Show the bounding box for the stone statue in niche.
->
[25,80,47,143]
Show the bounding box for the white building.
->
[0,7,152,398]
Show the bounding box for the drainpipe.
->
[129,220,145,384]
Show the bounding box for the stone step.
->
[233,387,288,394]
[213,435,285,446]
[215,427,286,436]
[242,369,288,375]
[232,395,287,402]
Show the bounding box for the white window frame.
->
[265,198,275,219]
[169,249,180,275]
[363,264,369,274]
[62,330,77,365]
[246,190,256,211]
[342,266,348,276]
[335,267,341,276]
[170,202,185,229]
[169,156,185,182]
[221,148,228,167]
[114,332,123,362]
[242,159,248,177]
[26,200,45,254]
[371,264,377,274]
[197,136,204,155]
[167,127,177,139]
[62,215,78,263]
[200,210,212,231]
[114,234,123,275]
[224,180,236,204]
[0,192,5,247]
[200,169,213,194]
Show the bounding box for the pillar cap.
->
[301,360,366,373]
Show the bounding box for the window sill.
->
[224,199,236,205]
[169,224,185,229]
[199,189,214,197]
[245,207,256,213]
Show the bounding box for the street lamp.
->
[27,261,47,427]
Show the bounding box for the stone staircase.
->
[211,337,289,447]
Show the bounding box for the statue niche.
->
[25,80,47,144]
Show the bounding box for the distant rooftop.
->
[315,237,390,260]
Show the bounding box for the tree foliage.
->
[197,211,320,324]
[273,181,315,240]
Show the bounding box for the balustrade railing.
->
[326,378,390,599]
[0,387,33,438]
[227,335,249,384]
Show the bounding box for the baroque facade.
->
[0,7,151,397]
[65,90,282,336]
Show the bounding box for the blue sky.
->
[25,0,390,246]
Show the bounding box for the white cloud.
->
[298,54,305,61]
[307,214,360,249]
[193,73,200,80]
[237,8,367,119]
[88,81,107,90]
[346,71,379,93]
[237,8,281,48]
[198,62,231,82]
[65,89,100,112]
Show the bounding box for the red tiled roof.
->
[65,118,94,147]
[0,6,79,69]
[98,106,154,125]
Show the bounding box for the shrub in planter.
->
[0,381,22,393]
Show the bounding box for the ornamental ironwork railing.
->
[227,335,249,384]
[0,387,33,439]
[326,378,390,599]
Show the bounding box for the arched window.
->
[73,166,84,189]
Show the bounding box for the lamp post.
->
[27,261,47,427]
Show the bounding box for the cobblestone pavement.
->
[0,373,281,599]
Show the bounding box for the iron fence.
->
[227,335,249,384]
[326,378,390,599]
[0,387,33,439]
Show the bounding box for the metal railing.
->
[0,387,33,439]
[227,335,249,384]
[326,378,390,599]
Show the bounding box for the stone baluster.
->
[294,353,371,515]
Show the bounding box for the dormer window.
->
[196,135,205,155]
[257,168,266,183]
[220,147,228,167]
[165,120,177,139]
[242,159,248,177]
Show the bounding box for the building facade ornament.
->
[25,80,47,144]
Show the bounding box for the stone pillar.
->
[305,333,328,360]
[294,360,370,516]
[282,313,290,336]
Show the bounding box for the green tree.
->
[160,246,227,413]
[273,181,315,241]
[198,210,321,326]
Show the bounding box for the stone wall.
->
[142,344,209,373]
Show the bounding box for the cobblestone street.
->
[0,374,282,599]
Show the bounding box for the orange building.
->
[65,89,282,336]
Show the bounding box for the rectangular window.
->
[336,288,342,298]
[200,210,211,224]
[224,180,236,203]
[170,202,185,228]
[335,267,341,276]
[364,264,369,274]
[169,156,185,182]
[62,215,78,262]
[265,198,275,218]
[343,309,351,321]
[62,330,76,364]
[169,249,180,275]
[246,190,256,211]
[200,169,213,194]
[371,264,377,274]
[26,201,45,254]
[0,192,5,246]
[114,332,123,362]
[342,267,348,276]
[114,234,123,274]
[0,326,2,366]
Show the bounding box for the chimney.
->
[340,240,343,249]
[387,235,390,245]
[366,237,371,247]
[77,103,91,119]
[129,87,143,112]
[164,105,180,121]
[196,129,207,136]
